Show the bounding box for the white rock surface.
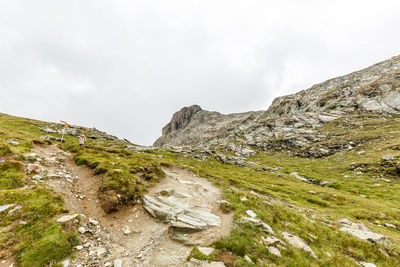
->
[359,262,377,267]
[61,259,70,267]
[268,247,282,257]
[198,247,215,256]
[114,259,123,267]
[339,219,385,243]
[282,232,317,259]
[246,210,257,218]
[56,214,79,223]
[240,216,275,234]
[96,247,107,258]
[143,195,221,230]
[0,204,16,212]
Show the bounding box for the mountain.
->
[2,56,400,267]
[154,55,400,158]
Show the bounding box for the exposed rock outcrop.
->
[154,56,400,157]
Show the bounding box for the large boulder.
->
[143,194,221,231]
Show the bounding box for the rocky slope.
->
[154,55,400,156]
[2,107,400,266]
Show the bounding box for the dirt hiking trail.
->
[32,145,233,266]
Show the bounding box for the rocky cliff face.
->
[154,55,400,157]
[268,55,400,115]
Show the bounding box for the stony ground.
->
[19,145,233,267]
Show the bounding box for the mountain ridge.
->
[154,55,400,153]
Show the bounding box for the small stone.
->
[96,247,107,258]
[246,210,257,218]
[78,227,86,234]
[282,232,317,259]
[7,139,20,145]
[260,200,274,206]
[61,259,70,267]
[382,155,396,161]
[26,164,42,174]
[8,205,22,215]
[114,259,123,267]
[244,255,253,264]
[240,197,248,201]
[198,247,215,256]
[359,262,377,267]
[104,263,112,267]
[123,225,132,235]
[384,223,396,229]
[262,236,284,245]
[57,214,79,223]
[268,247,281,257]
[0,204,16,212]
[308,190,316,194]
[89,218,100,226]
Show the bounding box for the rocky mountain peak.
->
[154,105,203,146]
[154,55,400,152]
[267,55,400,115]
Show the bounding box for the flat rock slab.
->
[339,218,385,243]
[0,204,16,212]
[282,232,317,259]
[143,194,221,230]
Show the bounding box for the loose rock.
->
[282,232,317,259]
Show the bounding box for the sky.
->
[1,0,399,145]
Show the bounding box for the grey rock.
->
[40,135,63,142]
[89,218,99,226]
[153,56,400,160]
[0,204,16,212]
[56,214,79,223]
[382,155,396,161]
[246,210,257,218]
[268,247,282,257]
[114,259,123,267]
[339,218,385,243]
[282,232,317,259]
[96,247,107,258]
[39,126,58,133]
[198,247,215,256]
[384,223,396,229]
[262,236,285,246]
[7,205,21,215]
[359,262,377,267]
[240,216,275,235]
[61,259,70,267]
[143,195,221,230]
[244,255,253,264]
[7,139,20,145]
[122,225,132,235]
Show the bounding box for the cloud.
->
[1,0,400,145]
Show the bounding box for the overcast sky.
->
[1,1,399,145]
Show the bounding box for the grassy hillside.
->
[0,112,400,266]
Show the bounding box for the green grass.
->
[0,160,25,189]
[0,113,79,266]
[1,112,400,266]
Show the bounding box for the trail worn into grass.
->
[34,145,233,266]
